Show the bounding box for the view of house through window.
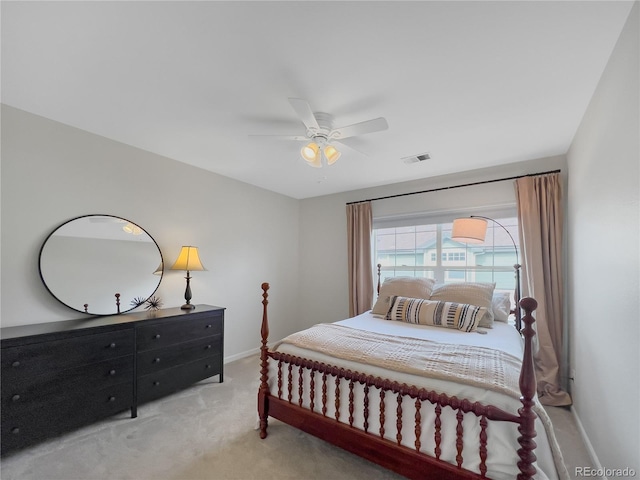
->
[374,216,520,297]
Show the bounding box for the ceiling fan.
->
[251,98,389,168]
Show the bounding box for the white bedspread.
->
[270,311,568,480]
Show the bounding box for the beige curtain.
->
[347,202,374,317]
[515,173,571,406]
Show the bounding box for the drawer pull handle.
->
[206,324,212,329]
[205,364,211,369]
[11,427,20,435]
[205,344,212,350]
[109,343,117,349]
[153,381,160,386]
[153,358,161,363]
[108,396,116,402]
[12,361,20,368]
[12,394,21,402]
[154,334,161,339]
[109,369,116,376]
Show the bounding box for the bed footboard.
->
[258,283,538,480]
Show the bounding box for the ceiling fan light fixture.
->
[308,155,322,168]
[301,142,320,163]
[324,145,341,165]
[122,222,143,235]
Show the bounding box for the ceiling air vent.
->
[402,152,431,165]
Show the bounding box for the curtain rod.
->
[346,169,561,205]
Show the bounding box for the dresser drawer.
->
[1,329,134,384]
[137,355,222,404]
[2,355,133,417]
[137,336,221,375]
[1,381,133,453]
[136,313,223,351]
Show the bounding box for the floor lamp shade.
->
[451,217,488,244]
[171,246,206,310]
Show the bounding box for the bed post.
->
[258,282,270,439]
[377,263,381,295]
[517,296,538,480]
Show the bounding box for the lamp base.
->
[181,303,196,310]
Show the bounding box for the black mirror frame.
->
[38,214,164,316]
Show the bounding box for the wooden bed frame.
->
[257,281,539,480]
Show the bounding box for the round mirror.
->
[39,215,163,315]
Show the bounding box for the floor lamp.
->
[451,215,522,332]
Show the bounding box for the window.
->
[374,217,520,292]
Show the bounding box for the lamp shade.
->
[301,142,320,161]
[323,145,341,165]
[152,262,164,275]
[170,246,206,271]
[300,142,322,168]
[451,217,488,244]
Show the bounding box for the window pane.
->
[446,270,465,280]
[374,216,519,293]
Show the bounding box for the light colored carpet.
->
[1,355,593,480]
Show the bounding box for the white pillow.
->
[492,291,512,322]
[371,277,436,316]
[429,282,496,328]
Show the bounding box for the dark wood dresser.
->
[136,307,224,404]
[1,305,224,455]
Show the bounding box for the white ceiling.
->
[1,1,633,199]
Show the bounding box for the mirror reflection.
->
[39,215,163,315]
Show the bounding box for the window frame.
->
[373,212,519,290]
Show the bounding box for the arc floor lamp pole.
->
[451,215,522,332]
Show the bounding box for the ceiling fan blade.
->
[248,134,308,141]
[332,117,388,140]
[288,98,320,131]
[333,139,370,158]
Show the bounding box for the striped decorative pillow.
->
[385,296,486,332]
[429,282,496,328]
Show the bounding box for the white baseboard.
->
[571,406,607,479]
[224,347,260,364]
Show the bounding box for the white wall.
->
[0,105,301,360]
[566,2,639,471]
[298,155,566,329]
